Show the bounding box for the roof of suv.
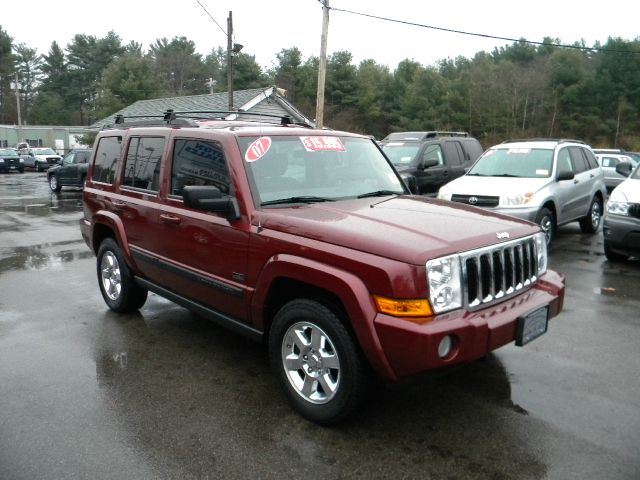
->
[381,131,470,142]
[496,138,588,150]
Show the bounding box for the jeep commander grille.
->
[461,236,539,309]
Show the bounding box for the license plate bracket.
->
[516,306,549,346]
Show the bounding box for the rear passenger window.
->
[92,136,121,184]
[583,149,599,170]
[442,141,464,166]
[569,147,588,173]
[122,137,165,191]
[170,139,231,196]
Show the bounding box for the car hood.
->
[443,175,550,196]
[255,196,538,265]
[611,178,640,203]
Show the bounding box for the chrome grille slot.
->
[461,236,539,309]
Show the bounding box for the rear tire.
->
[579,197,602,233]
[269,299,369,425]
[535,207,555,246]
[96,238,148,313]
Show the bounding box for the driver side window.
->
[422,144,443,166]
[557,148,573,174]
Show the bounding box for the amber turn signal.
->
[373,295,433,320]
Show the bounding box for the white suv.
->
[438,139,607,245]
[593,152,638,191]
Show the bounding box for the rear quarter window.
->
[92,136,121,184]
[122,137,165,191]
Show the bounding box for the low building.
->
[91,86,314,128]
[0,87,312,154]
[0,125,92,154]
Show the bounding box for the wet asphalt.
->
[0,172,639,480]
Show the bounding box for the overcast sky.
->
[3,0,639,70]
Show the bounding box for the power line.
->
[195,0,227,37]
[330,6,640,55]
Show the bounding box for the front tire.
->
[535,207,555,246]
[269,299,369,425]
[49,174,61,192]
[579,197,602,233]
[604,241,627,262]
[96,238,148,313]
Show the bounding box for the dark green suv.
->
[47,148,92,191]
[380,131,483,195]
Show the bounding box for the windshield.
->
[238,135,405,205]
[468,147,553,178]
[380,143,421,166]
[631,164,640,180]
[33,148,57,155]
[0,148,16,156]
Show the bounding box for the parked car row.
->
[437,139,607,247]
[390,135,638,262]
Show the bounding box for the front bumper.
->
[373,269,565,380]
[488,206,539,223]
[603,215,640,255]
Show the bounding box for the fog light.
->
[438,335,453,359]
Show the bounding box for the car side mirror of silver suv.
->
[556,170,575,182]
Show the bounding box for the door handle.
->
[573,179,579,184]
[160,213,182,225]
[111,200,127,209]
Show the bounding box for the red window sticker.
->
[300,136,346,152]
[245,137,272,162]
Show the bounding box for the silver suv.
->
[437,139,607,245]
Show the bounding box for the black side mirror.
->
[615,162,633,177]
[556,170,575,181]
[182,185,240,220]
[421,159,439,170]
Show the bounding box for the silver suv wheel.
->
[100,251,122,301]
[281,321,341,404]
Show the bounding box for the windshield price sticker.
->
[508,148,531,154]
[245,137,272,162]
[300,136,346,152]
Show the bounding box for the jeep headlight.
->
[426,255,462,313]
[607,191,630,216]
[500,192,534,206]
[534,232,548,276]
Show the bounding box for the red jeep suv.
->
[80,112,565,424]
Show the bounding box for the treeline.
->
[1,26,640,149]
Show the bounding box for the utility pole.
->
[227,11,234,110]
[315,0,329,129]
[12,73,22,142]
[13,73,22,127]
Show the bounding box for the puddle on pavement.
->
[0,241,94,274]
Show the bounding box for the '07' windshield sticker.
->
[245,137,272,162]
[300,136,346,152]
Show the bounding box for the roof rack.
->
[106,109,313,129]
[500,138,587,145]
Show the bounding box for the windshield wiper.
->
[261,196,335,206]
[357,190,402,199]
